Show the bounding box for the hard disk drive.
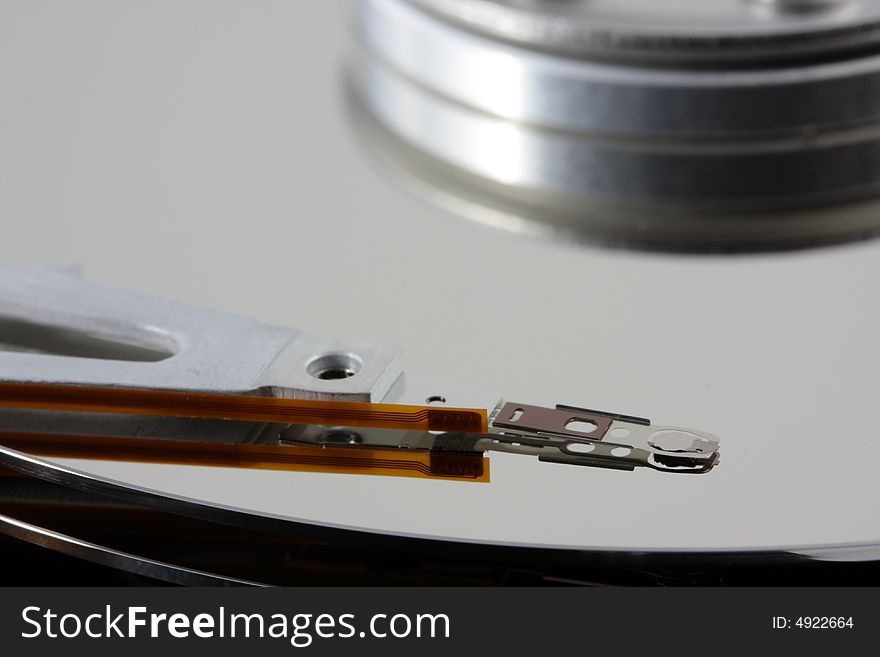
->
[1,0,879,586]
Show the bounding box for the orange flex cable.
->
[0,382,488,433]
[0,431,490,482]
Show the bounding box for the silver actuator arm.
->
[0,267,719,474]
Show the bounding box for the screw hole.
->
[509,408,524,422]
[426,395,446,405]
[306,353,363,381]
[609,427,631,439]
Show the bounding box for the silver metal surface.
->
[352,51,880,249]
[0,510,259,586]
[1,0,879,554]
[0,441,877,564]
[354,0,880,248]
[367,0,880,137]
[0,266,402,402]
[409,0,880,63]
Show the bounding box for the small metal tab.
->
[488,401,720,474]
[492,402,613,441]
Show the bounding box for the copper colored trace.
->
[0,431,489,482]
[0,382,488,433]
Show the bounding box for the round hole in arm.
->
[565,419,598,434]
[306,353,363,380]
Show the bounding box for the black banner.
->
[0,587,876,655]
